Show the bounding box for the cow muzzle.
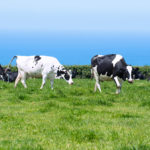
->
[128,79,133,83]
[69,81,74,85]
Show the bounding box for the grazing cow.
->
[5,68,18,82]
[132,67,145,80]
[7,55,73,89]
[91,54,133,94]
[0,66,18,82]
[0,65,7,81]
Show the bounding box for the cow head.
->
[125,66,133,83]
[119,65,133,83]
[56,68,74,85]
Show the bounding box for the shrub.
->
[2,65,150,79]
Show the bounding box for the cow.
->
[5,68,18,82]
[7,55,73,89]
[91,54,134,94]
[0,65,7,81]
[0,66,18,82]
[132,67,145,80]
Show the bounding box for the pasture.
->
[0,79,150,150]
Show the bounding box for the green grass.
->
[0,79,150,150]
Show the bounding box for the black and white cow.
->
[5,68,18,82]
[91,54,133,94]
[0,66,18,82]
[7,55,73,89]
[132,67,145,80]
[0,65,7,81]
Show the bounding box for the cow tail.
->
[5,56,17,72]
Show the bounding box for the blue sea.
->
[0,30,149,66]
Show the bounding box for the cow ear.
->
[57,70,65,76]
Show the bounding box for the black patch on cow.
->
[56,70,70,81]
[115,67,127,80]
[91,54,116,68]
[113,59,128,80]
[34,56,41,65]
[35,55,41,61]
[57,70,65,77]
[64,72,70,80]
[114,59,131,80]
[93,54,116,77]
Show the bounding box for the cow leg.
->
[94,81,101,92]
[40,74,47,89]
[50,80,54,90]
[114,76,122,94]
[49,74,55,90]
[118,78,123,93]
[21,73,27,88]
[93,67,101,92]
[0,75,4,81]
[14,73,21,88]
[95,81,101,92]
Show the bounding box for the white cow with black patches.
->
[8,55,73,89]
[91,54,133,94]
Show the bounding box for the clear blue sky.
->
[0,0,150,65]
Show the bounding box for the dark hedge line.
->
[65,65,91,79]
[3,65,150,79]
[66,65,150,79]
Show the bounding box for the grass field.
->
[0,78,150,150]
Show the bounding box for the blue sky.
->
[0,0,150,32]
[0,0,150,65]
